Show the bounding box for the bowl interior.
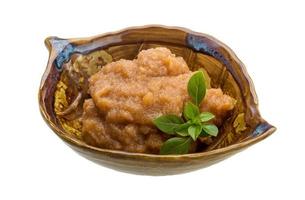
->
[39,26,273,154]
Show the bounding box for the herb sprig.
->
[153,71,218,155]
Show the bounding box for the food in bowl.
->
[79,47,235,154]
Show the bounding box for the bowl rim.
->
[39,25,276,159]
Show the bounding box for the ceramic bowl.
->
[39,25,275,175]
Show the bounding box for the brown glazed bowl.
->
[39,25,275,175]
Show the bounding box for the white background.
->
[0,0,304,199]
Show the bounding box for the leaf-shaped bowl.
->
[39,25,275,175]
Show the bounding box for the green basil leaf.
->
[160,137,191,155]
[188,125,202,141]
[153,115,184,134]
[199,130,210,137]
[175,122,192,137]
[187,71,206,106]
[199,112,215,122]
[183,102,200,120]
[198,68,211,89]
[202,124,219,136]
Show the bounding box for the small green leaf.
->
[183,102,200,120]
[198,68,211,89]
[199,112,215,122]
[153,115,184,134]
[187,71,206,106]
[202,124,219,136]
[188,125,202,141]
[199,130,210,137]
[160,137,191,155]
[175,122,192,137]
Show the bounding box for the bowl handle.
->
[44,37,75,71]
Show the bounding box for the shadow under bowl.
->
[39,25,275,175]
